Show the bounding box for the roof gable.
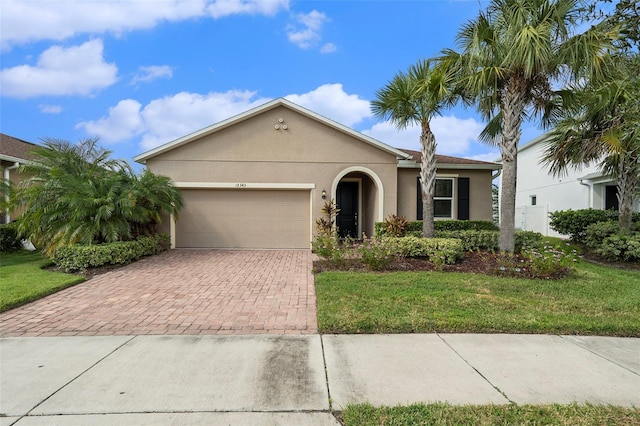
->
[0,133,38,163]
[134,98,411,164]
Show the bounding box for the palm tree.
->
[13,138,182,255]
[444,0,616,252]
[542,53,640,231]
[371,59,458,237]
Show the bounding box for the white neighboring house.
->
[501,134,640,237]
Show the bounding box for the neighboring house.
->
[134,98,501,249]
[512,134,640,237]
[1,133,37,224]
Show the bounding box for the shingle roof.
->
[398,149,501,169]
[0,133,38,162]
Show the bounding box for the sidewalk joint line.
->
[436,333,516,405]
[319,334,334,413]
[558,335,640,377]
[24,335,138,417]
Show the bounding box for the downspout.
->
[578,178,593,209]
[4,162,19,224]
[492,169,502,225]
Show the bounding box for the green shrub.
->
[435,220,499,232]
[494,244,577,279]
[435,230,498,252]
[584,221,621,249]
[384,236,464,265]
[382,214,409,237]
[596,233,640,262]
[375,220,498,237]
[357,237,396,270]
[312,234,353,267]
[0,223,22,252]
[548,209,637,242]
[52,234,170,272]
[514,230,544,251]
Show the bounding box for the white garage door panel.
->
[176,189,310,248]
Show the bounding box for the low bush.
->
[596,233,640,262]
[435,230,498,252]
[549,209,640,242]
[312,234,354,268]
[584,221,620,249]
[384,236,464,265]
[375,220,498,237]
[494,244,578,279]
[52,234,170,272]
[0,223,22,252]
[382,214,409,237]
[357,237,397,270]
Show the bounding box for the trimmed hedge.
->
[375,220,498,237]
[52,234,170,272]
[0,223,22,252]
[433,229,542,252]
[384,236,464,264]
[549,209,640,242]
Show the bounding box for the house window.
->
[417,177,454,219]
[531,195,537,206]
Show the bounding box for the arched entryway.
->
[331,167,384,238]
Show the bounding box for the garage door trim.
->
[170,182,316,249]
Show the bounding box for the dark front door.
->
[336,181,359,238]
[605,185,619,211]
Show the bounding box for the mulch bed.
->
[313,251,529,275]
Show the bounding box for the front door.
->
[336,181,359,238]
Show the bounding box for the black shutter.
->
[457,177,470,220]
[416,177,423,220]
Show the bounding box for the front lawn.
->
[0,251,85,312]
[315,261,640,336]
[340,402,640,426]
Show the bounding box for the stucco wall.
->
[145,105,399,235]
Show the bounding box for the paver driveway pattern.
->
[0,250,317,337]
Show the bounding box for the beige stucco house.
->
[134,98,500,249]
[1,133,37,224]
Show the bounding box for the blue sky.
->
[1,0,546,169]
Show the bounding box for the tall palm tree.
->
[444,0,616,252]
[542,53,640,231]
[371,59,458,237]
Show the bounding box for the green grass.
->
[316,261,640,336]
[340,403,640,426]
[0,250,85,312]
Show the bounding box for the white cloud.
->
[285,84,371,127]
[78,90,269,149]
[139,90,269,149]
[0,39,117,98]
[466,151,501,163]
[78,84,374,151]
[287,10,330,49]
[320,43,337,54]
[77,99,145,143]
[39,104,63,114]
[207,0,289,19]
[363,115,486,155]
[1,0,290,49]
[130,65,174,85]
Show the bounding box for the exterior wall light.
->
[322,189,327,199]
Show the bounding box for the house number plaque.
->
[235,183,247,188]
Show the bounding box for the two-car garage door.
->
[175,189,311,249]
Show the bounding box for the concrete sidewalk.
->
[1,334,639,425]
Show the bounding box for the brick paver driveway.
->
[0,250,317,337]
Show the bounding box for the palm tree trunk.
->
[420,122,437,238]
[617,152,638,231]
[499,79,526,253]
